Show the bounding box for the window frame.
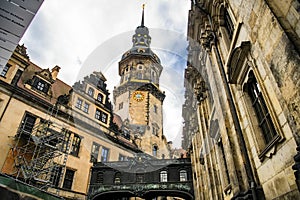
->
[90,142,100,163]
[160,170,168,182]
[242,70,281,159]
[70,134,81,157]
[101,146,109,162]
[87,87,94,97]
[75,98,83,109]
[0,64,11,77]
[97,93,104,103]
[152,145,158,157]
[83,102,90,113]
[179,170,188,182]
[62,169,75,190]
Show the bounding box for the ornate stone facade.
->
[183,0,300,199]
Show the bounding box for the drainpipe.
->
[193,1,258,199]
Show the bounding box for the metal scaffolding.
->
[9,105,70,190]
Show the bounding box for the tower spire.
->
[141,4,145,27]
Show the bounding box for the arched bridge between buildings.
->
[88,154,194,200]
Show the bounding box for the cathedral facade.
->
[182,0,300,199]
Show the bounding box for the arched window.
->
[97,93,103,103]
[244,71,277,145]
[87,87,94,97]
[160,171,168,182]
[114,172,121,184]
[96,172,103,184]
[152,145,158,157]
[179,170,187,182]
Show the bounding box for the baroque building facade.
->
[0,44,141,199]
[182,0,300,200]
[0,6,174,200]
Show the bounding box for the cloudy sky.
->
[20,0,191,148]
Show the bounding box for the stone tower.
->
[113,6,170,159]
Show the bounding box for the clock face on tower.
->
[132,91,145,102]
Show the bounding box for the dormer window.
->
[97,93,104,103]
[37,82,45,91]
[32,77,49,93]
[87,87,94,97]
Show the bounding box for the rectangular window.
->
[154,105,157,113]
[21,113,37,134]
[119,102,123,110]
[101,112,108,123]
[62,169,75,190]
[61,130,71,153]
[83,102,89,113]
[101,147,109,162]
[179,170,187,182]
[70,134,81,157]
[0,64,11,77]
[224,9,234,40]
[122,129,130,140]
[118,154,126,161]
[95,109,101,120]
[160,171,168,182]
[11,69,22,85]
[246,72,277,145]
[97,93,103,103]
[76,98,83,109]
[87,87,94,97]
[95,109,108,124]
[91,142,100,163]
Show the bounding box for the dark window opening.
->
[245,71,277,145]
[63,169,75,190]
[119,154,126,161]
[219,140,230,184]
[20,113,37,134]
[76,98,83,109]
[32,77,49,93]
[83,102,89,113]
[154,105,157,113]
[1,64,11,77]
[11,69,22,85]
[87,87,94,97]
[114,172,121,184]
[97,93,103,103]
[70,134,81,157]
[101,147,109,162]
[91,142,100,163]
[152,145,158,157]
[95,109,108,124]
[224,9,234,40]
[122,129,130,140]
[119,102,123,110]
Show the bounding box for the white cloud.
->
[20,0,190,148]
